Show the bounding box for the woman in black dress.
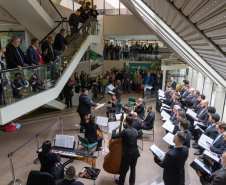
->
[85,114,103,151]
[38,140,64,181]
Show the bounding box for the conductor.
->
[77,88,99,133]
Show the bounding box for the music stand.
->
[107,106,117,122]
[122,107,131,114]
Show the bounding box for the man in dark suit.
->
[69,9,84,36]
[179,80,189,96]
[41,35,58,82]
[179,119,192,148]
[141,105,155,130]
[27,38,43,66]
[206,122,226,155]
[134,98,144,119]
[124,68,132,93]
[193,100,209,125]
[5,36,35,69]
[193,113,220,155]
[57,166,84,185]
[113,115,140,185]
[54,28,68,73]
[153,131,189,185]
[181,85,189,99]
[172,109,186,133]
[192,94,206,113]
[132,112,142,130]
[189,90,200,109]
[197,152,226,185]
[170,75,176,90]
[77,88,99,133]
[183,88,195,104]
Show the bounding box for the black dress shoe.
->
[192,142,198,145]
[192,145,200,149]
[194,151,202,155]
[115,179,119,184]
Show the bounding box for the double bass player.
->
[112,114,140,185]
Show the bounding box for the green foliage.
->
[150,58,162,71]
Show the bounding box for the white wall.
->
[104,15,153,35]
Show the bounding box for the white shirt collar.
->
[31,45,37,50]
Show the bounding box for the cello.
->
[103,112,124,174]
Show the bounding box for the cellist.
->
[112,114,140,185]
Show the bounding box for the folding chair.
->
[124,97,136,111]
[77,135,99,157]
[142,119,155,142]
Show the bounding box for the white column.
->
[191,70,198,89]
[196,72,205,93]
[187,67,193,86]
[203,78,213,103]
[214,85,225,118]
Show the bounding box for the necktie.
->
[35,49,43,64]
[16,48,23,64]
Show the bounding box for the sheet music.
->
[163,133,175,146]
[203,150,220,163]
[95,103,105,109]
[96,116,108,127]
[162,121,175,133]
[108,121,123,133]
[149,144,165,160]
[108,91,114,95]
[198,134,214,151]
[194,121,199,126]
[161,110,170,120]
[55,135,74,149]
[193,158,211,175]
[115,113,126,121]
[107,84,115,91]
[186,108,197,118]
[162,103,170,108]
[158,89,164,93]
[195,125,204,133]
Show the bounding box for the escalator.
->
[0,18,100,125]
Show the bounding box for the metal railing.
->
[8,118,63,185]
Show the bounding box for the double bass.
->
[103,112,124,174]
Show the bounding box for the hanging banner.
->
[124,62,151,73]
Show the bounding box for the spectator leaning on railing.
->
[27,38,43,66]
[5,36,36,70]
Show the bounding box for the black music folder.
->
[190,158,212,177]
[203,150,220,163]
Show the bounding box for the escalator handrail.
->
[49,0,63,19]
[0,18,98,73]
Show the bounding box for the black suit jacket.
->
[195,103,202,113]
[57,178,84,185]
[179,86,185,96]
[197,108,209,124]
[41,40,55,63]
[181,90,189,99]
[183,130,192,148]
[190,97,199,109]
[132,118,142,130]
[200,169,226,185]
[27,171,55,185]
[185,94,194,102]
[77,94,96,115]
[143,111,155,129]
[112,126,140,159]
[38,152,61,180]
[210,134,226,154]
[171,81,176,90]
[135,104,144,119]
[170,113,177,122]
[204,124,218,140]
[154,146,188,185]
[5,44,32,68]
[85,123,100,143]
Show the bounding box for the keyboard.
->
[37,147,96,159]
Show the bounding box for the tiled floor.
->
[0,92,201,185]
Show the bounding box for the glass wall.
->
[0,31,26,52]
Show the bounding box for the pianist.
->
[38,140,64,181]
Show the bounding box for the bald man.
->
[132,112,142,130]
[197,152,226,184]
[134,98,145,119]
[194,100,209,125]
